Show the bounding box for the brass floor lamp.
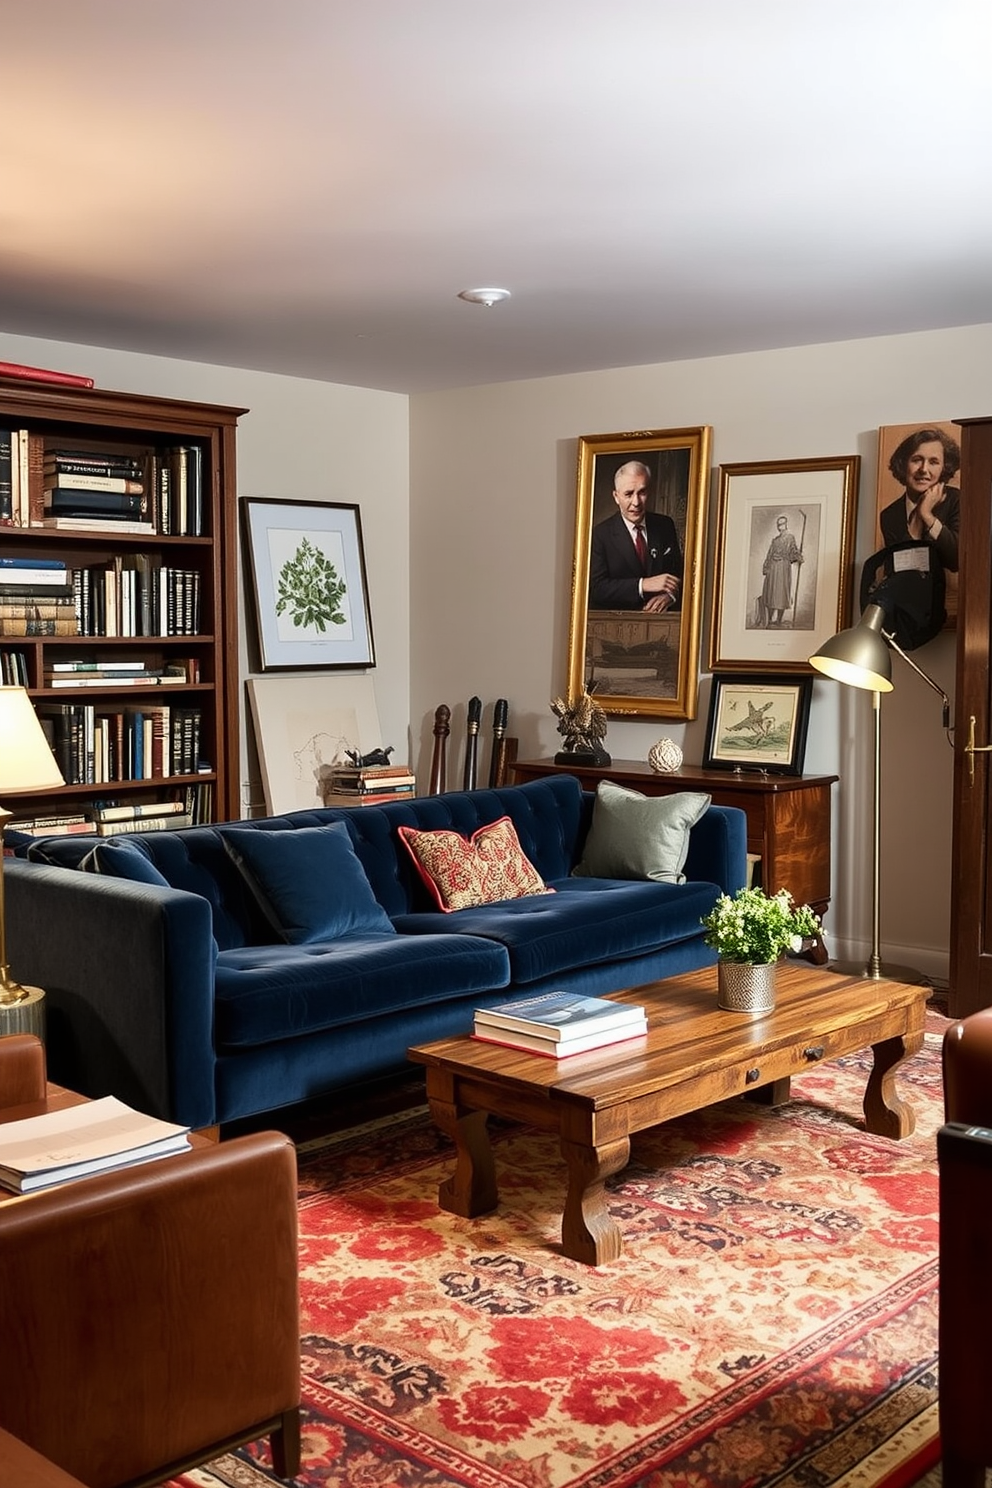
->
[809,602,950,982]
[0,686,66,1036]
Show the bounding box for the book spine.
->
[0,571,71,588]
[44,473,144,494]
[0,429,11,522]
[46,487,145,514]
[48,449,143,471]
[0,361,94,388]
[26,433,44,526]
[0,602,75,620]
[0,617,77,635]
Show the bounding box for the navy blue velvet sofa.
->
[5,775,746,1130]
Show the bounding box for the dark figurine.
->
[345,745,395,768]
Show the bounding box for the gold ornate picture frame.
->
[566,426,711,720]
[708,455,859,674]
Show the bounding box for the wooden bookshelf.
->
[0,377,245,826]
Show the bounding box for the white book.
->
[474,990,646,1041]
[473,1015,649,1057]
[0,1096,191,1193]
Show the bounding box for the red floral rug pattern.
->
[172,1026,946,1488]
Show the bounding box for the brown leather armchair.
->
[939,1011,992,1488]
[0,1035,301,1488]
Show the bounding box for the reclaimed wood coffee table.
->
[408,962,928,1266]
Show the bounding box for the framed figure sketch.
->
[565,426,711,721]
[708,455,859,674]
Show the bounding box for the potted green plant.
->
[701,886,821,1013]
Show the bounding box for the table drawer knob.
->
[745,1067,761,1084]
[803,1045,825,1061]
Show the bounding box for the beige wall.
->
[0,333,409,816]
[5,322,988,980]
[410,324,992,980]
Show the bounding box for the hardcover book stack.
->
[0,1096,190,1194]
[0,555,77,636]
[473,991,648,1057]
[323,761,417,806]
[42,447,152,534]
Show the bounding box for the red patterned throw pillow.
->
[397,817,552,912]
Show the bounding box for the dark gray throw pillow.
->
[82,837,171,886]
[572,780,711,884]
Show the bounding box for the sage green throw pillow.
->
[572,781,711,884]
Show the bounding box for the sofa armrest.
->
[943,1009,992,1125]
[0,1034,46,1109]
[4,861,219,1128]
[683,805,748,895]
[0,1131,300,1488]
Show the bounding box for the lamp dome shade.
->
[0,687,65,792]
[808,604,894,692]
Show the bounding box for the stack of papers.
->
[0,1097,191,1194]
[473,991,648,1058]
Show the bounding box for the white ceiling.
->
[3,0,992,394]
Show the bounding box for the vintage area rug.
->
[171,1025,946,1488]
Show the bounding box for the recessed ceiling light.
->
[457,287,511,307]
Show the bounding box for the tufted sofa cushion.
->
[214,931,510,1049]
[394,875,721,985]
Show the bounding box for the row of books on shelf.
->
[36,701,204,785]
[0,652,202,689]
[7,782,214,839]
[0,1096,190,1194]
[472,991,648,1058]
[0,435,206,536]
[322,761,416,806]
[0,555,203,638]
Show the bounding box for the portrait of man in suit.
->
[588,459,684,612]
[567,426,709,721]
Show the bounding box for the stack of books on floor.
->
[473,991,648,1057]
[323,761,417,806]
[0,1096,191,1194]
[0,555,77,636]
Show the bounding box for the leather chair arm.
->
[0,1130,300,1488]
[0,1034,46,1109]
[943,1009,992,1124]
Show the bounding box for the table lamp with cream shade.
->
[0,686,65,1035]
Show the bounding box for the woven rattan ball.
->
[648,737,683,773]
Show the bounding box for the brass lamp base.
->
[829,959,929,986]
[0,984,46,1039]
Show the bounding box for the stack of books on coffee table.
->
[473,991,648,1058]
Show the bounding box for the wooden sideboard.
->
[511,758,838,919]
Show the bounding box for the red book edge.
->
[0,361,94,389]
[471,1026,648,1058]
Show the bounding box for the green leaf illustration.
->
[274,537,347,632]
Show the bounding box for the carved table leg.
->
[427,1098,498,1217]
[560,1134,630,1265]
[864,1030,924,1138]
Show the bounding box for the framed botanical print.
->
[241,497,376,671]
[565,426,711,720]
[708,455,859,674]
